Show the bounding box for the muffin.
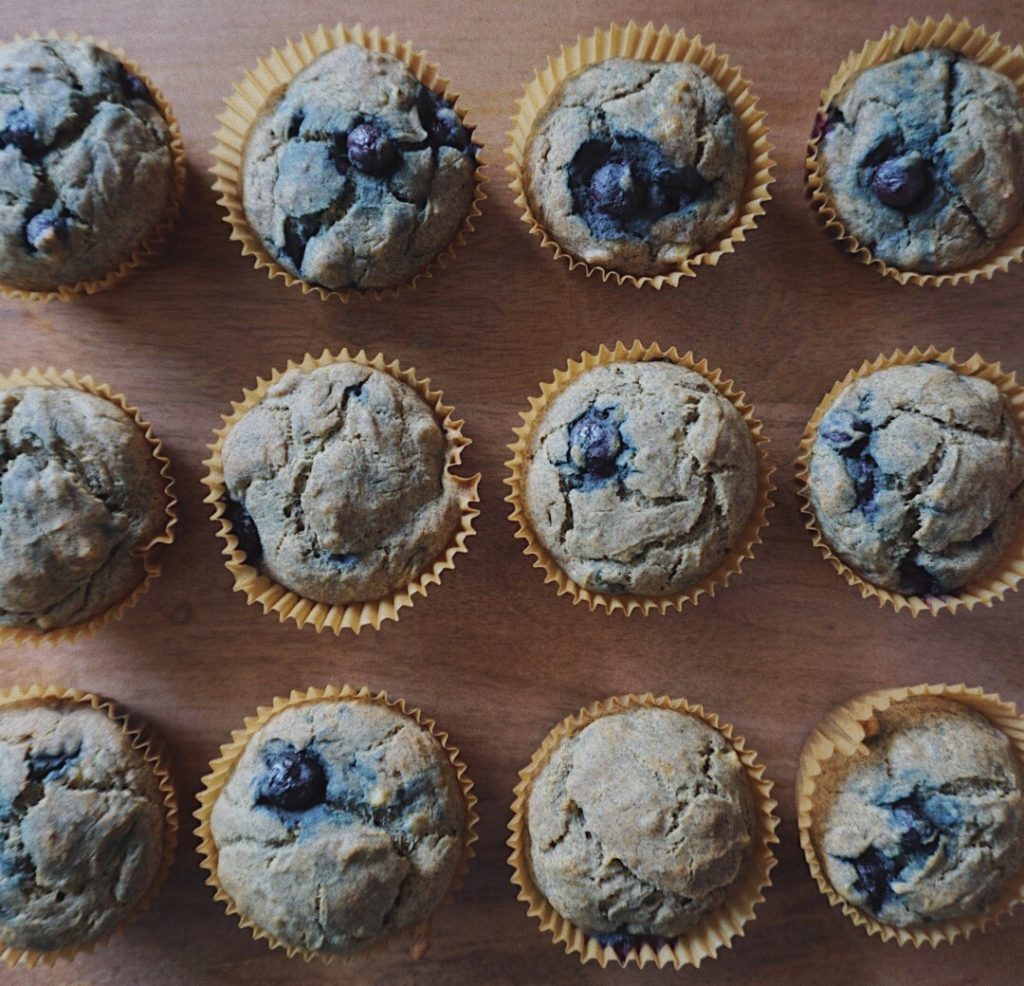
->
[0,381,172,635]
[240,40,478,293]
[508,695,778,968]
[522,58,747,277]
[0,689,174,961]
[216,357,469,619]
[197,689,473,958]
[517,356,759,599]
[805,360,1024,597]
[0,38,180,294]
[814,48,1024,275]
[801,691,1024,935]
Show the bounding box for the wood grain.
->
[1,1,1023,983]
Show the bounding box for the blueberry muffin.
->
[0,697,167,953]
[815,49,1024,273]
[807,361,1024,596]
[0,385,169,632]
[522,360,758,595]
[207,697,467,956]
[0,38,176,292]
[526,707,755,949]
[220,361,462,606]
[808,695,1024,926]
[242,43,477,292]
[523,59,747,276]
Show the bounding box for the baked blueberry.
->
[116,63,155,106]
[256,745,328,812]
[819,409,871,455]
[872,153,928,210]
[416,88,469,151]
[897,557,941,596]
[568,407,622,479]
[852,847,895,913]
[891,794,936,852]
[24,212,68,253]
[346,122,399,177]
[27,746,80,782]
[224,498,263,567]
[588,162,644,218]
[0,107,38,156]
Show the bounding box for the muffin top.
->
[209,698,466,956]
[813,696,1024,927]
[524,59,747,276]
[523,360,758,595]
[221,362,462,606]
[0,386,168,632]
[0,38,175,292]
[808,362,1024,595]
[527,707,754,941]
[0,698,165,952]
[817,49,1024,273]
[243,43,477,292]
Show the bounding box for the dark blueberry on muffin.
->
[568,408,623,479]
[224,498,263,567]
[872,153,928,210]
[256,744,328,812]
[346,122,399,177]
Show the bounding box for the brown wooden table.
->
[2,1,1024,983]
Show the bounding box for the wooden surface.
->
[2,1,1024,983]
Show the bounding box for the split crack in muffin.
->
[209,699,465,956]
[0,38,175,291]
[0,386,168,631]
[0,700,165,952]
[242,43,477,292]
[523,360,757,595]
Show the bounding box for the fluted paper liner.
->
[506,21,774,288]
[0,685,179,968]
[210,24,487,303]
[795,346,1024,616]
[806,15,1024,287]
[0,368,178,645]
[202,348,480,634]
[194,684,478,963]
[0,32,186,302]
[504,340,774,614]
[797,683,1024,946]
[507,693,779,969]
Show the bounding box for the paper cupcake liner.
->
[0,685,178,968]
[507,692,779,969]
[202,348,480,634]
[504,340,775,614]
[210,23,487,304]
[0,32,187,302]
[505,21,774,288]
[194,684,478,963]
[806,15,1024,287]
[0,368,178,646]
[797,683,1024,946]
[795,345,1024,616]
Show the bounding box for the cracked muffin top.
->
[242,43,477,292]
[221,361,462,606]
[811,696,1024,927]
[527,707,755,944]
[808,362,1024,596]
[523,59,747,276]
[0,385,168,632]
[0,698,165,952]
[209,698,466,956]
[522,360,758,596]
[0,38,175,292]
[816,49,1024,273]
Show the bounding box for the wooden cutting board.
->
[2,1,1023,983]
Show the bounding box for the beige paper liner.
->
[194,684,478,963]
[795,346,1024,616]
[202,348,479,634]
[210,24,487,303]
[0,368,178,646]
[0,32,187,302]
[797,683,1024,946]
[806,15,1024,287]
[0,685,178,968]
[504,340,775,614]
[505,21,774,288]
[507,692,779,969]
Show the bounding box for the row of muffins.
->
[1,681,1021,968]
[3,16,1024,301]
[2,341,1022,643]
